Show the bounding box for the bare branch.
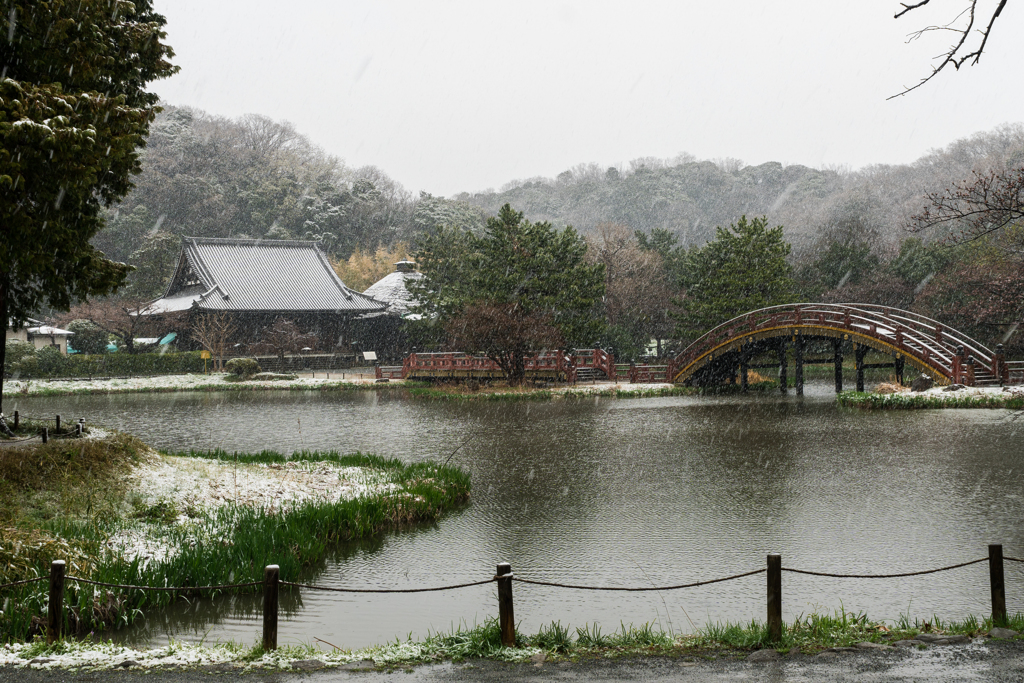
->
[890,0,1005,98]
[908,167,1024,248]
[895,1,932,20]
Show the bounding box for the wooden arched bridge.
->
[376,304,1022,391]
[665,303,1022,393]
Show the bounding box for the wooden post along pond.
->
[767,554,782,642]
[989,544,1006,627]
[47,560,65,644]
[263,564,280,651]
[497,562,515,647]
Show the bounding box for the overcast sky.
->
[151,1,1023,197]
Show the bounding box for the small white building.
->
[5,318,74,354]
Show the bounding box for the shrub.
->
[225,357,261,377]
[66,320,108,355]
[35,346,73,376]
[3,351,206,379]
[3,340,36,375]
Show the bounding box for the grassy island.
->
[0,428,470,643]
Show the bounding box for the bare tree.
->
[446,303,563,385]
[892,0,1008,98]
[190,312,237,370]
[250,317,317,368]
[908,166,1024,248]
[56,299,153,354]
[587,224,676,357]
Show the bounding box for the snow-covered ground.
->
[105,451,405,567]
[5,373,379,395]
[888,384,1024,401]
[0,636,536,670]
[4,373,676,397]
[129,453,398,515]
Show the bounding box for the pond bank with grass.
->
[0,430,470,643]
[839,385,1024,409]
[0,610,1020,672]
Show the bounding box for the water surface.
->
[12,385,1023,648]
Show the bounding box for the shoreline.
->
[0,612,1019,672]
[3,373,773,400]
[0,436,471,643]
[839,385,1024,410]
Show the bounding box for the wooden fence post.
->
[767,554,782,642]
[13,410,18,430]
[55,415,61,433]
[41,427,48,444]
[497,562,515,647]
[263,565,279,651]
[989,545,1006,628]
[47,560,65,644]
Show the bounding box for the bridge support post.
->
[833,338,843,393]
[895,356,905,385]
[777,339,787,393]
[740,344,749,392]
[995,344,1006,386]
[855,344,868,392]
[794,334,804,396]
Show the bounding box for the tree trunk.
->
[508,350,526,386]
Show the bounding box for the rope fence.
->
[3,545,1019,650]
[279,578,496,593]
[511,568,766,591]
[781,557,988,579]
[0,412,87,444]
[65,577,262,592]
[0,577,47,591]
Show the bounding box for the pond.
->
[10,384,1024,649]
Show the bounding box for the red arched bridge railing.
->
[667,303,1021,387]
[376,349,616,383]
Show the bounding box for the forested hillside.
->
[87,106,1023,357]
[93,106,485,298]
[456,125,1024,254]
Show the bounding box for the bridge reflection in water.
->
[668,303,1024,393]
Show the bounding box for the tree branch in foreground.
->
[890,0,1007,98]
[908,166,1024,247]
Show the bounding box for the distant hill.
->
[454,124,1024,254]
[96,106,1024,299]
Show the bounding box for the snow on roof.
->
[145,238,386,314]
[362,268,423,316]
[27,325,74,336]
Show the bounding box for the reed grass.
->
[0,443,471,643]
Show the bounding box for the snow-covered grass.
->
[5,372,382,396]
[839,384,1024,409]
[0,620,537,670]
[4,372,714,401]
[105,452,405,568]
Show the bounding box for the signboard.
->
[200,350,211,359]
[362,351,377,361]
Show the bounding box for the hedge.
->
[5,349,206,379]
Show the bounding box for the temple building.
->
[142,237,386,354]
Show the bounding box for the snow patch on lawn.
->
[917,385,1024,400]
[6,373,382,396]
[105,453,400,566]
